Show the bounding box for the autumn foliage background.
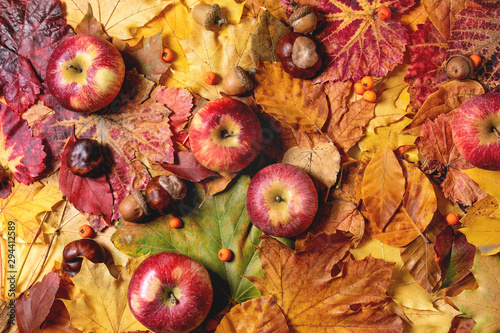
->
[1,0,500,331]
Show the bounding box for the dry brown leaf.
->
[282,142,341,188]
[422,0,468,40]
[362,145,406,231]
[216,295,289,333]
[254,62,329,133]
[403,80,484,136]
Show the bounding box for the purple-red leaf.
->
[161,151,219,182]
[0,0,74,113]
[16,272,62,333]
[59,132,113,225]
[280,0,414,82]
[0,104,46,198]
[434,225,476,290]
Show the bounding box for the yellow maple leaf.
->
[0,181,62,242]
[62,0,171,40]
[63,258,149,332]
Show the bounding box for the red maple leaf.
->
[0,0,73,113]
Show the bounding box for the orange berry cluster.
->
[354,76,377,103]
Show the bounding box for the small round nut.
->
[222,66,254,96]
[118,190,152,223]
[66,138,104,177]
[192,3,228,30]
[145,175,187,215]
[289,5,317,34]
[446,55,473,80]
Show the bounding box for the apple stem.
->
[66,64,83,73]
[275,195,284,203]
[221,130,234,139]
[492,127,500,140]
[168,291,178,305]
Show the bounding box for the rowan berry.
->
[218,248,232,262]
[78,224,95,238]
[354,82,366,95]
[434,253,439,263]
[162,48,175,62]
[445,212,460,226]
[361,75,375,90]
[169,217,183,228]
[203,71,217,85]
[362,89,377,103]
[469,54,481,68]
[377,6,392,21]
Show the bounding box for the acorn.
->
[222,66,255,96]
[118,190,152,223]
[288,1,317,34]
[192,3,228,30]
[446,55,474,80]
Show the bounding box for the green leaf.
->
[111,175,263,306]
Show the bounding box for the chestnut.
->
[61,239,106,276]
[145,175,187,215]
[66,138,104,177]
[446,55,473,80]
[118,190,152,223]
[277,32,322,79]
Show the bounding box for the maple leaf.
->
[59,132,113,225]
[417,113,488,206]
[16,272,61,333]
[254,61,329,133]
[112,176,265,306]
[362,145,406,231]
[27,70,175,221]
[450,251,500,332]
[279,0,414,82]
[246,233,404,332]
[0,0,73,113]
[216,295,289,333]
[404,20,449,111]
[447,3,500,92]
[434,225,476,290]
[74,4,109,39]
[0,104,46,198]
[63,259,148,332]
[125,31,170,84]
[62,0,170,40]
[0,181,62,242]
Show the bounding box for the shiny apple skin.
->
[246,163,318,237]
[128,252,213,333]
[189,98,262,173]
[46,34,125,113]
[452,92,500,170]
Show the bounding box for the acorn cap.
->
[288,5,314,23]
[234,66,254,91]
[131,190,153,216]
[203,4,226,29]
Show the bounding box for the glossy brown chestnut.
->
[66,138,104,177]
[61,239,106,276]
[145,175,187,215]
[277,32,322,79]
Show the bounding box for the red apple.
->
[46,34,125,113]
[246,163,318,237]
[128,252,213,333]
[189,98,262,173]
[452,92,500,170]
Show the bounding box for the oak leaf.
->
[63,259,148,332]
[0,104,46,198]
[0,0,73,113]
[450,251,500,332]
[246,233,404,332]
[62,0,170,40]
[254,62,329,133]
[282,141,341,188]
[362,145,406,231]
[216,295,289,333]
[279,0,414,82]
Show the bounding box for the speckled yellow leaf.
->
[62,0,171,40]
[0,181,62,242]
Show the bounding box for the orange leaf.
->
[254,62,329,133]
[246,234,404,332]
[421,0,468,40]
[362,145,406,230]
[216,295,289,333]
